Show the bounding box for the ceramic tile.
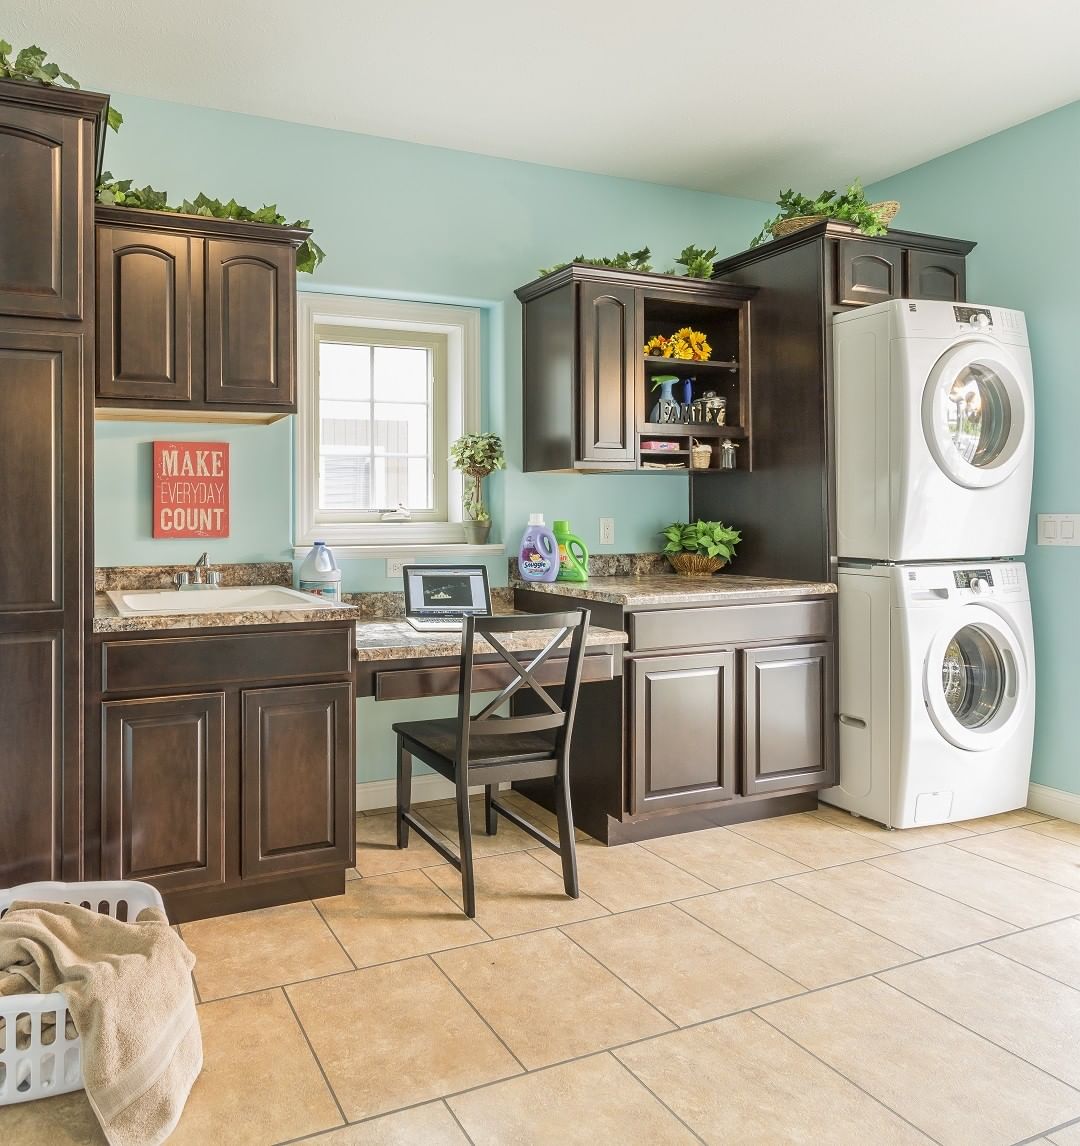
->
[355,809,453,876]
[314,869,486,966]
[501,789,588,841]
[180,900,353,1000]
[447,1053,700,1146]
[532,839,713,912]
[563,903,802,1025]
[729,812,897,867]
[0,1092,106,1146]
[681,880,914,988]
[169,989,342,1145]
[639,825,811,888]
[779,861,1015,955]
[869,843,1080,927]
[883,946,1080,1088]
[813,802,976,849]
[345,866,361,880]
[987,918,1080,989]
[955,808,1051,832]
[1049,1122,1080,1144]
[617,1011,933,1145]
[759,977,1080,1146]
[423,850,607,938]
[417,794,542,858]
[434,929,672,1068]
[287,958,520,1121]
[951,827,1080,890]
[1027,818,1080,846]
[304,1102,469,1145]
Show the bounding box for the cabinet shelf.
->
[644,356,739,375]
[638,422,747,438]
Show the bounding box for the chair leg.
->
[396,740,412,849]
[485,784,498,836]
[456,777,477,918]
[554,772,579,899]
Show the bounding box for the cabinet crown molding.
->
[95,204,311,247]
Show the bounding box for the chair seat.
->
[393,716,556,767]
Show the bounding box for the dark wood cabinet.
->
[836,239,900,307]
[904,248,966,302]
[94,207,308,417]
[742,641,835,796]
[578,280,638,465]
[102,693,226,893]
[630,650,736,813]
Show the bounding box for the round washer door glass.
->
[941,625,1006,729]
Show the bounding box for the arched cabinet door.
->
[0,104,85,319]
[205,239,296,408]
[836,239,900,307]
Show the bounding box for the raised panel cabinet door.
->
[742,641,836,796]
[204,238,296,407]
[101,693,226,893]
[0,102,85,319]
[904,249,967,303]
[631,650,737,813]
[836,240,900,307]
[96,227,199,401]
[241,682,352,878]
[577,280,638,465]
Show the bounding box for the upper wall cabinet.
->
[516,265,753,473]
[95,207,308,419]
[831,227,972,309]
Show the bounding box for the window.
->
[296,293,482,552]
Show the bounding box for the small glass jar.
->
[719,439,738,470]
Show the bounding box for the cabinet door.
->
[904,249,966,303]
[204,238,296,407]
[836,240,900,307]
[743,642,835,796]
[101,694,227,893]
[96,227,200,402]
[241,682,352,878]
[578,281,637,465]
[0,102,85,320]
[631,651,736,813]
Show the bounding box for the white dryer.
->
[822,561,1035,829]
[834,299,1034,561]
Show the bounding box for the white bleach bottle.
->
[298,541,342,603]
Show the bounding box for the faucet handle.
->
[173,571,191,590]
[205,570,221,587]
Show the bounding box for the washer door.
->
[922,340,1029,489]
[924,606,1028,751]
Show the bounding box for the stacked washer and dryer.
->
[822,299,1036,828]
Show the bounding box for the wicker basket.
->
[690,440,713,470]
[667,553,728,578]
[770,200,900,240]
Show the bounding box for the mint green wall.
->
[870,99,1080,796]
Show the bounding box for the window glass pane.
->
[374,345,429,402]
[373,402,430,454]
[319,341,370,400]
[372,456,433,511]
[320,453,372,510]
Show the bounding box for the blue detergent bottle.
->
[518,514,559,582]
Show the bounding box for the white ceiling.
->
[8,0,1080,198]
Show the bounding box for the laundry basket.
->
[0,880,166,1106]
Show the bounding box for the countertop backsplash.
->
[95,562,294,591]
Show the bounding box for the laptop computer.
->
[403,564,492,631]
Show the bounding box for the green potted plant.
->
[450,432,506,544]
[750,180,899,248]
[661,520,741,577]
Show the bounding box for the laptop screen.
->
[403,565,491,617]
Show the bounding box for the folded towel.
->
[0,899,202,1146]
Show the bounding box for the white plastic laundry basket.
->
[0,880,166,1106]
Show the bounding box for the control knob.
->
[969,577,990,595]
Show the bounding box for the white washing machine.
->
[834,299,1034,561]
[822,561,1035,828]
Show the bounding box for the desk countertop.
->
[512,572,837,608]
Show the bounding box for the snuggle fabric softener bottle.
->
[518,514,559,582]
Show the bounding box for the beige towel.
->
[0,900,202,1146]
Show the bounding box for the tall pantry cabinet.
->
[0,82,109,884]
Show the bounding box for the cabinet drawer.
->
[629,599,833,653]
[101,627,354,694]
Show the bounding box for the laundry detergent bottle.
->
[298,541,342,603]
[553,520,589,582]
[517,514,559,582]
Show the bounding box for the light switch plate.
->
[386,558,405,577]
[1037,514,1080,546]
[599,518,615,546]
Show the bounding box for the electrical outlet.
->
[385,558,405,578]
[599,518,615,546]
[1037,514,1080,546]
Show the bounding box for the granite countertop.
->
[93,592,361,634]
[511,572,837,608]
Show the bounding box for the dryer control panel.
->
[953,305,993,327]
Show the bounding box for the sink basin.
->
[107,585,341,617]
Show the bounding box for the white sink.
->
[107,585,341,617]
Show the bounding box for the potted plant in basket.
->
[661,520,741,577]
[750,180,898,248]
[450,432,506,544]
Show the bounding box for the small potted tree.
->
[450,432,505,544]
[660,519,741,577]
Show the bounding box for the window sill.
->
[290,542,505,560]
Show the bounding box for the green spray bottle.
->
[553,520,589,582]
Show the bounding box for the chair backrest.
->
[455,609,591,766]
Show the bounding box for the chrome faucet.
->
[174,552,221,591]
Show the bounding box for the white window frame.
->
[295,292,490,555]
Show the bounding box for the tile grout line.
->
[989,938,1080,996]
[948,833,1080,896]
[278,986,350,1129]
[309,897,359,972]
[601,1051,709,1145]
[442,1096,479,1146]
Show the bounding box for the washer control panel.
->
[954,568,994,589]
[954,305,993,327]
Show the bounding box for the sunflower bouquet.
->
[644,327,712,362]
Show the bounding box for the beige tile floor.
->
[7,800,1080,1144]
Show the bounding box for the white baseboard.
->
[1028,782,1080,824]
[356,776,508,813]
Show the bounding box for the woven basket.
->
[667,552,728,578]
[770,200,900,240]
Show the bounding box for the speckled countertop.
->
[93,592,361,634]
[511,572,837,608]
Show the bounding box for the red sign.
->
[153,441,230,538]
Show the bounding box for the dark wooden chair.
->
[393,609,590,918]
